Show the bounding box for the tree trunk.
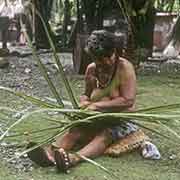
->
[82,0,105,33]
[62,0,71,46]
[132,4,155,56]
[124,0,156,69]
[34,0,54,49]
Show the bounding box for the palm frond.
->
[5,125,64,138]
[0,107,94,141]
[20,22,64,107]
[9,118,91,161]
[3,104,180,179]
[136,103,180,113]
[43,116,71,124]
[45,97,73,108]
[1,105,180,142]
[35,10,79,109]
[130,120,172,140]
[158,121,180,140]
[75,153,119,180]
[0,106,18,112]
[0,86,61,108]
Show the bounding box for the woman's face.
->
[94,52,116,70]
[94,52,117,88]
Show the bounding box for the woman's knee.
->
[97,129,113,145]
[68,127,85,139]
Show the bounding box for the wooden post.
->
[32,0,36,44]
[73,34,92,74]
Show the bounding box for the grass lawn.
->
[0,73,180,180]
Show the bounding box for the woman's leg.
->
[68,129,113,165]
[28,127,95,166]
[54,126,96,150]
[47,126,98,160]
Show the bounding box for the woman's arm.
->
[79,63,96,108]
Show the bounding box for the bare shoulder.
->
[85,62,96,76]
[118,57,135,73]
[117,57,136,80]
[118,57,134,69]
[86,62,96,70]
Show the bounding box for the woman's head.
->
[85,30,114,59]
[85,30,125,60]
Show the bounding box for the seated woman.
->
[27,30,160,173]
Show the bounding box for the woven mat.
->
[104,129,150,156]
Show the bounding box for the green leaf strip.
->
[0,86,61,108]
[20,22,64,107]
[36,10,79,109]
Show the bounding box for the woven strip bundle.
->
[104,129,150,156]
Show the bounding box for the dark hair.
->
[85,30,125,59]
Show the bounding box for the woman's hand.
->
[79,95,91,109]
[79,100,92,109]
[80,101,98,111]
[86,103,98,111]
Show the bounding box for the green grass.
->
[1,73,180,180]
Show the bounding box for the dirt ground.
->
[0,46,75,97]
[1,45,180,180]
